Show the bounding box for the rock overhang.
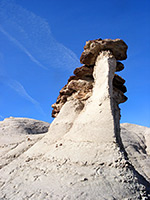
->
[80,38,128,65]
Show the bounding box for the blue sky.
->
[0,0,150,127]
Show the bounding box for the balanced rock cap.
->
[80,38,128,65]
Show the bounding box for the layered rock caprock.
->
[80,38,128,65]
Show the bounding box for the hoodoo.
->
[47,38,150,198]
[0,38,150,200]
[51,38,128,152]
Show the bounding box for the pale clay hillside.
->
[0,39,150,200]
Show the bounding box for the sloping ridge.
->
[0,122,150,199]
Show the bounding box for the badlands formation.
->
[0,39,150,200]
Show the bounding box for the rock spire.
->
[50,38,128,156]
[52,38,127,120]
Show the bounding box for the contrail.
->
[0,115,4,120]
[0,0,80,71]
[0,0,80,118]
[6,79,39,105]
[0,76,45,115]
[0,26,48,70]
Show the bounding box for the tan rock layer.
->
[52,77,93,118]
